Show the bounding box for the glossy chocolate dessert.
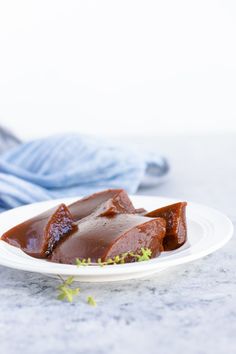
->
[145,202,187,250]
[68,189,136,221]
[1,204,77,258]
[1,189,188,264]
[51,214,166,264]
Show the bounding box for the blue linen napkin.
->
[0,132,169,212]
[0,126,21,154]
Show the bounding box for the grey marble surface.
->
[0,135,235,354]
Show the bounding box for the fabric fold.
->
[0,133,169,212]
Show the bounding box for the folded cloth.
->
[0,126,21,154]
[0,133,169,212]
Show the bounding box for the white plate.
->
[0,196,233,282]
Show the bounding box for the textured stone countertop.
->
[0,135,235,354]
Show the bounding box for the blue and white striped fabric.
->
[0,131,169,212]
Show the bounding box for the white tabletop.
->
[1,134,235,354]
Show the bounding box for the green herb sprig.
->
[75,257,91,267]
[98,247,152,265]
[132,247,152,262]
[57,276,80,303]
[76,248,152,267]
[58,248,152,303]
[57,276,97,306]
[97,252,129,266]
[87,296,97,306]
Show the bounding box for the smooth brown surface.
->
[145,202,187,250]
[68,189,136,221]
[1,188,187,264]
[1,204,77,258]
[51,214,166,264]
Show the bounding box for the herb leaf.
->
[87,296,97,306]
[57,248,152,303]
[75,248,152,268]
[64,275,75,285]
[135,247,152,262]
[97,248,152,266]
[76,258,91,267]
[57,276,80,303]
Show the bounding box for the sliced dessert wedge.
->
[145,202,187,250]
[68,189,136,221]
[50,214,166,264]
[1,204,77,258]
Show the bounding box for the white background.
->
[0,0,236,139]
